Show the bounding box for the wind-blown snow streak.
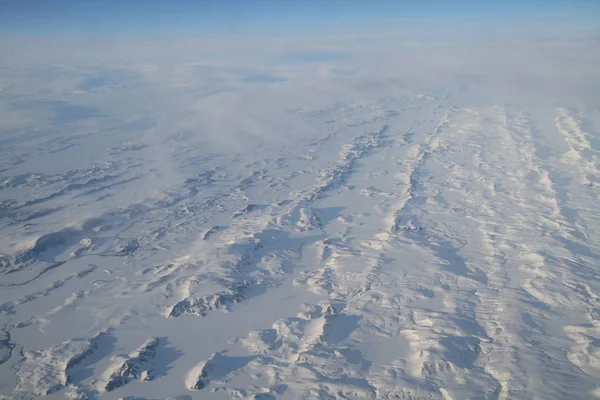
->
[98,337,160,392]
[13,332,107,396]
[2,94,600,399]
[163,124,389,319]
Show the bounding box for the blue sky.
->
[0,0,598,36]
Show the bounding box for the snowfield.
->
[0,33,599,399]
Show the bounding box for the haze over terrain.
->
[1,1,599,399]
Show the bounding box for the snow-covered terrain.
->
[1,32,599,399]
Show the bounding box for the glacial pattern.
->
[1,93,599,399]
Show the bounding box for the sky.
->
[0,0,598,36]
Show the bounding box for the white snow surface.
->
[1,33,600,399]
